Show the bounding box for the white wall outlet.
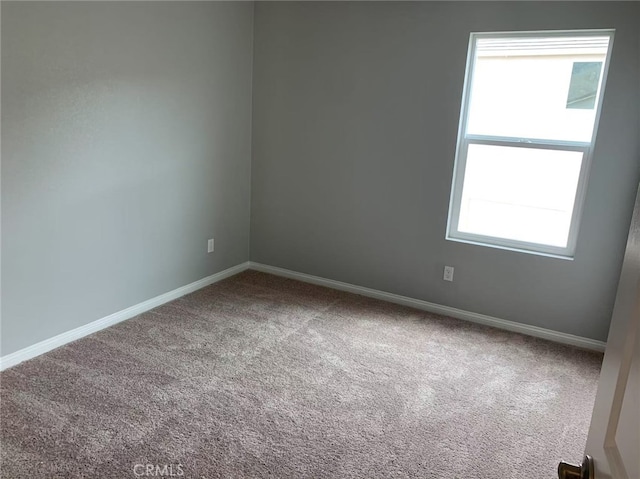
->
[207,238,215,253]
[443,266,454,282]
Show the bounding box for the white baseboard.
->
[1,259,605,372]
[0,262,251,371]
[248,262,607,353]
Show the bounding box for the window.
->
[447,30,614,258]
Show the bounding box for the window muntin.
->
[447,30,614,258]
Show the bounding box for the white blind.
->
[477,36,611,57]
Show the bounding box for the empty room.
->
[1,1,639,478]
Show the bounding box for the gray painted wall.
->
[1,2,254,355]
[2,1,638,357]
[250,2,640,342]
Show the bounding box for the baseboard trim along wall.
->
[0,262,251,371]
[1,259,606,371]
[248,262,607,353]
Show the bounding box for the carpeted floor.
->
[1,270,602,478]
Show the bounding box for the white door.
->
[572,182,640,479]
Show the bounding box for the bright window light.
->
[447,30,614,258]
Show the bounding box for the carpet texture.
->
[1,270,602,478]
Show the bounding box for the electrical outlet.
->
[207,238,214,253]
[443,266,454,282]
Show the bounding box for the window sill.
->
[445,235,575,261]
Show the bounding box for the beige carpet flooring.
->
[0,270,602,478]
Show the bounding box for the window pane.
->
[566,62,602,109]
[466,36,610,142]
[458,144,583,247]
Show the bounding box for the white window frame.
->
[446,29,615,259]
